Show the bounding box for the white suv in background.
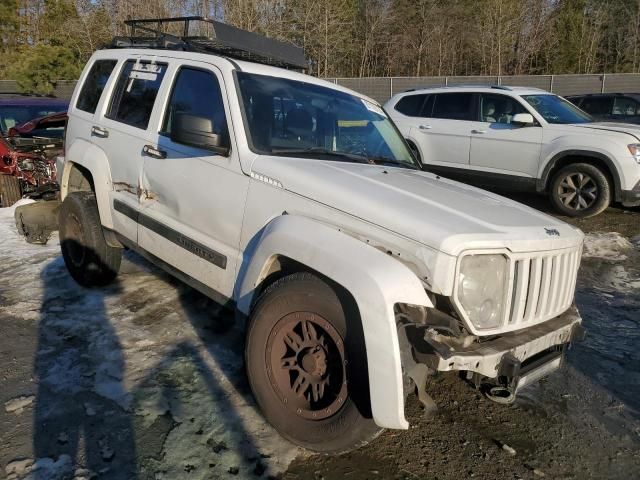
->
[386,86,640,217]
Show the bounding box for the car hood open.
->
[252,156,583,256]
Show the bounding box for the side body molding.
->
[236,215,433,429]
[61,138,115,228]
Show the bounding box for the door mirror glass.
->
[170,113,230,155]
[512,113,535,126]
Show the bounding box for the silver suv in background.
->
[386,86,640,217]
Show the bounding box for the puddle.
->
[570,232,640,415]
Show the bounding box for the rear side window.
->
[162,67,228,142]
[581,96,613,115]
[432,93,474,121]
[107,60,167,130]
[395,94,428,116]
[76,60,117,114]
[613,96,640,116]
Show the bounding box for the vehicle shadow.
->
[33,255,137,479]
[123,250,280,477]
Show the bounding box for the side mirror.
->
[512,113,535,126]
[170,113,230,156]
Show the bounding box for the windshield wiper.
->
[270,147,420,170]
[270,147,374,164]
[366,155,420,170]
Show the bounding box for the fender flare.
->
[61,138,115,228]
[235,215,433,430]
[537,149,622,201]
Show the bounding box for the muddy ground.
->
[1,194,639,480]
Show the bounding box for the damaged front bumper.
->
[401,306,583,408]
[426,306,582,379]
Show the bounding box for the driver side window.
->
[162,67,228,144]
[479,93,527,124]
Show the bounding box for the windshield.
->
[522,94,592,124]
[236,72,419,169]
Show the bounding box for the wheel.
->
[0,174,22,207]
[58,192,121,286]
[549,163,611,218]
[245,272,382,452]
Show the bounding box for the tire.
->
[245,272,382,452]
[549,163,611,218]
[58,192,121,286]
[0,174,22,207]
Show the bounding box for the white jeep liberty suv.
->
[57,17,585,452]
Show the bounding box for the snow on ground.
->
[0,203,301,479]
[583,232,634,261]
[581,232,640,291]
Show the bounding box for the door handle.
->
[471,129,486,134]
[142,144,167,159]
[418,124,432,130]
[91,126,109,138]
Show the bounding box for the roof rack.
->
[109,16,307,70]
[404,84,513,93]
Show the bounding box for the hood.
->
[567,122,640,141]
[252,156,583,256]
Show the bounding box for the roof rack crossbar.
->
[111,16,306,70]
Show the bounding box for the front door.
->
[469,93,542,180]
[139,64,249,299]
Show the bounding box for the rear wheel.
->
[549,163,611,218]
[0,175,22,207]
[59,192,121,286]
[245,272,381,452]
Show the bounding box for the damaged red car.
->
[0,97,67,206]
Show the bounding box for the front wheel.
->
[549,163,611,218]
[245,273,381,452]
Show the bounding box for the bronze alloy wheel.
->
[266,312,348,420]
[245,272,382,452]
[557,172,598,211]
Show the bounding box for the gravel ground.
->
[1,195,639,480]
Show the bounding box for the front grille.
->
[508,248,581,327]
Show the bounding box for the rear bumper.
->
[425,306,582,378]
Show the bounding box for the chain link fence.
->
[327,74,640,104]
[1,74,638,103]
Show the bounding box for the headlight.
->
[628,144,640,163]
[457,254,508,330]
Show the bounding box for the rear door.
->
[139,62,249,299]
[98,57,168,242]
[469,93,542,180]
[413,92,475,168]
